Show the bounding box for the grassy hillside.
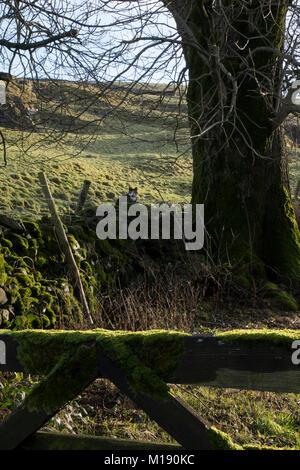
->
[0,80,192,219]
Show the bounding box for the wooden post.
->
[38,172,93,324]
[76,179,91,213]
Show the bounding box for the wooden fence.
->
[0,330,299,450]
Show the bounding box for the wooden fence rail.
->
[0,330,299,450]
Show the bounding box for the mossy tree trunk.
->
[167,0,300,283]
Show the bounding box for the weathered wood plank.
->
[18,431,182,451]
[0,405,51,450]
[0,333,299,393]
[97,344,213,450]
[171,336,300,393]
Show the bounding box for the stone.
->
[0,215,24,231]
[1,309,10,321]
[0,288,8,306]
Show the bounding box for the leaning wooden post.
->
[38,172,93,324]
[76,180,91,213]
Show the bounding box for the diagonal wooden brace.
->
[97,344,213,450]
[0,344,99,450]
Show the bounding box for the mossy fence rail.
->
[0,330,299,450]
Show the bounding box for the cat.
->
[127,187,138,203]
[116,187,138,206]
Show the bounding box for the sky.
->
[0,1,185,85]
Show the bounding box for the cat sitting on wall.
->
[115,187,138,206]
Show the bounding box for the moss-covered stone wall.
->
[0,219,129,329]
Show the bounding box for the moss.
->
[0,218,136,329]
[77,248,87,260]
[1,247,11,258]
[41,314,51,329]
[43,308,57,326]
[48,253,65,264]
[264,282,277,291]
[6,255,26,268]
[270,291,298,311]
[0,254,8,285]
[262,283,298,311]
[28,238,39,256]
[61,291,78,317]
[15,273,35,288]
[207,427,243,450]
[95,264,107,284]
[233,274,252,289]
[0,218,94,328]
[81,261,93,276]
[31,285,42,297]
[40,292,54,308]
[67,234,80,250]
[23,221,43,240]
[243,444,298,451]
[95,238,116,256]
[263,185,300,283]
[216,329,300,348]
[13,315,29,329]
[0,329,188,401]
[80,275,99,312]
[14,289,38,315]
[9,233,29,254]
[6,277,20,294]
[27,314,43,329]
[36,256,47,267]
[25,344,98,413]
[1,238,13,249]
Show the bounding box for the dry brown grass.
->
[94,272,202,333]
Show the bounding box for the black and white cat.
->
[116,187,138,206]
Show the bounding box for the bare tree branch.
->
[0,28,78,51]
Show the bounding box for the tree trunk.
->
[168,0,300,284]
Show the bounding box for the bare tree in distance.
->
[0,0,300,284]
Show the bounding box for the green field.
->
[0,80,193,219]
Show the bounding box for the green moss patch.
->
[216,329,300,348]
[208,427,298,450]
[243,444,298,450]
[208,427,243,450]
[0,329,188,404]
[25,343,99,413]
[262,282,299,311]
[0,219,131,329]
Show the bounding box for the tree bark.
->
[167,0,300,284]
